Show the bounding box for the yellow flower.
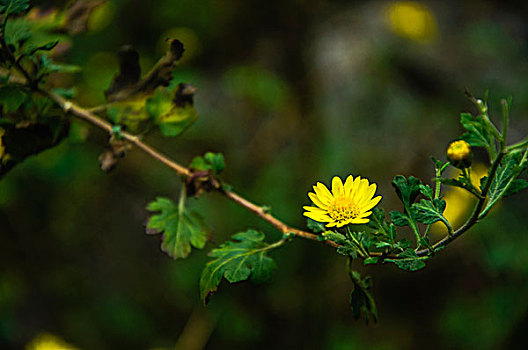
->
[446,140,473,169]
[25,333,78,350]
[385,1,438,43]
[303,175,382,228]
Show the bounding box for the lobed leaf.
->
[199,229,276,303]
[392,175,422,208]
[390,211,409,227]
[412,198,448,226]
[460,112,493,148]
[482,152,527,215]
[146,197,208,260]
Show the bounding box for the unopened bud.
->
[446,140,473,169]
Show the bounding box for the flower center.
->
[329,196,360,222]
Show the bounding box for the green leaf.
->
[367,207,389,233]
[107,99,151,135]
[503,179,528,196]
[199,229,277,303]
[438,176,481,197]
[385,249,427,271]
[364,257,379,265]
[482,153,527,215]
[390,211,409,227]
[146,88,198,137]
[40,55,81,74]
[419,184,434,200]
[0,85,28,112]
[204,152,225,174]
[0,0,29,16]
[460,112,493,148]
[146,197,208,260]
[392,175,422,208]
[412,198,449,225]
[349,270,377,323]
[322,231,355,257]
[190,152,226,174]
[306,218,325,233]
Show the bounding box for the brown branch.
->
[42,90,340,248]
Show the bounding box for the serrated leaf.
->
[385,249,427,271]
[199,229,276,303]
[146,197,208,260]
[390,211,409,227]
[392,175,422,208]
[460,112,493,148]
[306,218,325,233]
[412,198,448,225]
[0,0,29,16]
[419,184,434,200]
[482,153,527,215]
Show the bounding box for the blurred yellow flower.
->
[384,1,438,43]
[25,333,78,350]
[432,163,489,233]
[303,175,382,227]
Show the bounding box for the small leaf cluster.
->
[0,0,99,177]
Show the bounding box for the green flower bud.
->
[446,140,473,169]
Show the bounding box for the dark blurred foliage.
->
[2,0,528,349]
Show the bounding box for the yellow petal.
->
[304,211,332,222]
[314,182,333,203]
[308,192,329,209]
[332,176,344,197]
[326,221,338,227]
[361,196,382,212]
[344,175,355,196]
[357,183,377,207]
[303,206,328,214]
[350,217,370,224]
[356,178,370,197]
[350,176,362,198]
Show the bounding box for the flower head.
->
[447,140,473,169]
[303,175,382,228]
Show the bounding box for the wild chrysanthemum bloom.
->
[303,175,382,228]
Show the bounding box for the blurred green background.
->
[2,0,528,349]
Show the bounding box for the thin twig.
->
[42,90,340,249]
[416,151,505,256]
